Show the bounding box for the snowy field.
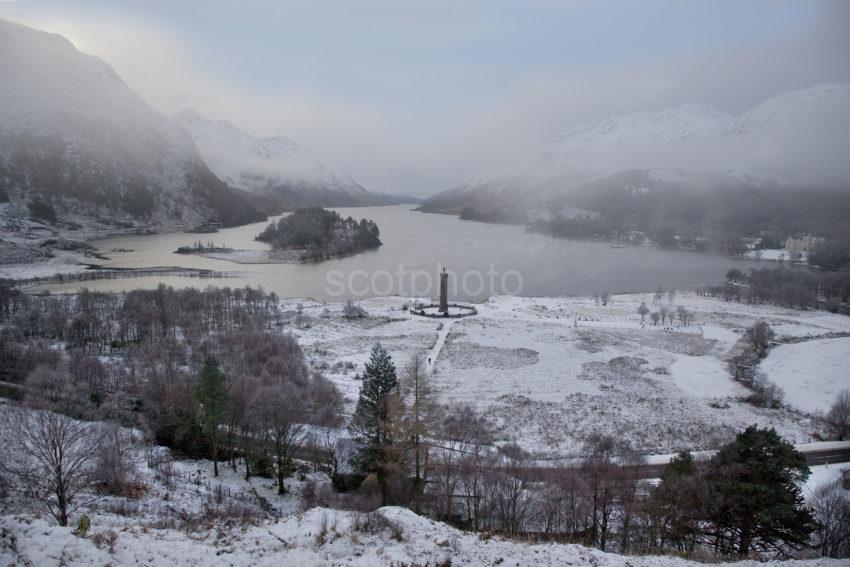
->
[284,292,850,459]
[760,338,850,414]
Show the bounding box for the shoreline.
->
[8,265,229,290]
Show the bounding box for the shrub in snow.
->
[94,423,139,496]
[747,370,785,409]
[343,299,367,319]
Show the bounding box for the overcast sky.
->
[1,0,848,196]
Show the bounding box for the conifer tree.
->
[705,426,816,556]
[350,343,402,504]
[197,356,228,477]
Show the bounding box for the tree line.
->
[529,174,850,259]
[698,267,850,312]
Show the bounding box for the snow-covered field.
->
[284,292,850,459]
[760,338,850,414]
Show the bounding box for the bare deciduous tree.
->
[810,480,850,558]
[258,381,307,495]
[637,302,649,324]
[400,355,440,496]
[582,434,632,551]
[1,406,102,526]
[94,422,137,496]
[744,320,775,359]
[825,390,850,440]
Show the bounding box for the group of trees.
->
[255,207,381,261]
[453,428,824,558]
[726,321,785,409]
[0,283,345,506]
[699,267,850,312]
[342,345,439,506]
[174,240,233,254]
[632,288,693,327]
[809,236,850,271]
[637,302,693,327]
[341,344,839,559]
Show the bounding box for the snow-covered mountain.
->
[0,18,264,233]
[174,109,400,209]
[420,84,850,218]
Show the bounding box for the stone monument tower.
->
[439,267,448,313]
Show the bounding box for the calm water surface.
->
[43,206,767,300]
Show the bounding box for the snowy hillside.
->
[420,84,850,216]
[174,109,400,209]
[3,506,846,567]
[0,19,263,234]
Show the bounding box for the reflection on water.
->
[42,205,768,300]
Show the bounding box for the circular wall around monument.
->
[412,303,477,318]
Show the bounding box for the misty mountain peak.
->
[0,20,263,229]
[423,83,850,216]
[173,108,395,207]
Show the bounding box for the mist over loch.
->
[1,2,849,565]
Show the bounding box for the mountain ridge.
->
[173,109,406,210]
[420,83,850,219]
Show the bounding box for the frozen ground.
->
[760,338,850,414]
[285,293,850,459]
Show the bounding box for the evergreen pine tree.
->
[197,356,228,477]
[350,343,401,503]
[706,426,816,556]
